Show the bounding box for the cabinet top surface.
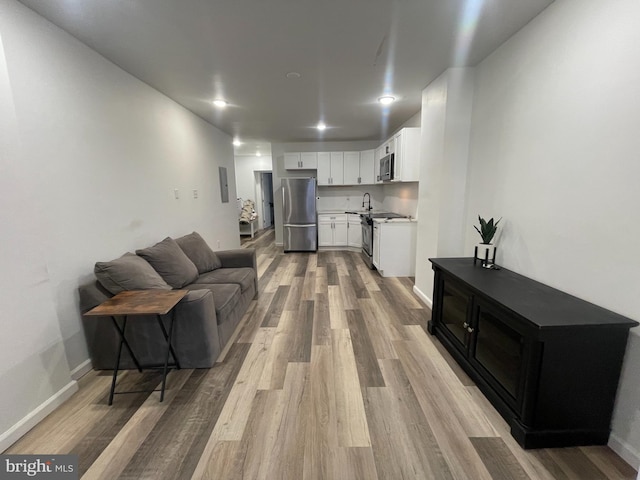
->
[429,257,638,329]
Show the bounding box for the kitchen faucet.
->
[362,192,372,211]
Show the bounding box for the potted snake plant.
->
[474,215,501,265]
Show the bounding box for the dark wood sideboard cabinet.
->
[428,257,638,449]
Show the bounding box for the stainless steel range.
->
[361,212,407,269]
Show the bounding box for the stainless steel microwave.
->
[379,153,394,181]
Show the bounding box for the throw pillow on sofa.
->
[175,231,222,274]
[136,237,199,288]
[94,253,171,295]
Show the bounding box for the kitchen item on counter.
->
[282,177,318,252]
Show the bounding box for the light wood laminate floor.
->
[6,228,638,479]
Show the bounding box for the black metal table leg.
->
[110,316,143,372]
[108,318,125,406]
[156,313,181,370]
[158,310,179,402]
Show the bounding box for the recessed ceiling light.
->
[213,99,228,108]
[316,123,327,131]
[256,151,262,157]
[233,139,242,146]
[378,95,396,105]
[286,72,301,79]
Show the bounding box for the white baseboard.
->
[0,380,78,452]
[413,285,433,309]
[70,359,92,380]
[275,242,283,247]
[608,433,640,471]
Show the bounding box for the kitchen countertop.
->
[317,210,417,222]
[372,217,417,223]
[318,210,385,215]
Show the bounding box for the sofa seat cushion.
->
[175,231,222,273]
[183,283,240,324]
[94,253,172,295]
[136,237,199,288]
[196,267,256,293]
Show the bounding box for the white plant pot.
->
[475,243,496,264]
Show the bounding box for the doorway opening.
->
[258,172,274,229]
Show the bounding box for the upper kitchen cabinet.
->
[344,150,375,185]
[284,152,318,170]
[391,128,421,182]
[317,152,344,186]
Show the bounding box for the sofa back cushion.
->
[175,231,222,273]
[136,237,199,288]
[94,253,171,295]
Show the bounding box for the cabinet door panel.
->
[317,152,331,185]
[318,223,333,246]
[472,309,524,401]
[360,150,375,184]
[330,152,344,185]
[284,152,301,170]
[343,152,360,185]
[347,219,362,247]
[300,152,318,169]
[333,221,348,246]
[372,223,380,268]
[440,281,470,351]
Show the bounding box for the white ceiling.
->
[18,0,554,151]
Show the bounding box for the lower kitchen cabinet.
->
[318,214,347,247]
[372,220,416,277]
[347,214,362,248]
[428,257,639,449]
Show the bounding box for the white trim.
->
[0,380,78,452]
[608,433,640,471]
[70,359,92,380]
[275,241,283,246]
[413,285,433,309]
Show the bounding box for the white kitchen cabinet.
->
[347,214,362,248]
[284,152,301,170]
[300,152,318,169]
[284,152,318,170]
[391,127,421,182]
[373,222,381,268]
[318,214,347,246]
[344,150,375,185]
[373,220,417,277]
[359,149,375,185]
[374,146,384,184]
[317,152,344,185]
[343,152,360,185]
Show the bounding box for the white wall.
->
[234,154,273,204]
[382,183,419,218]
[466,0,640,465]
[415,0,640,467]
[414,68,475,305]
[317,185,384,212]
[234,154,273,227]
[0,0,239,449]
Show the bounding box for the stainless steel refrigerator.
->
[282,177,317,252]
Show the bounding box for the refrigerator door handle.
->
[283,224,316,228]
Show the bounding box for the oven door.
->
[361,220,373,256]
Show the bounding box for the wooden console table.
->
[84,289,187,404]
[428,257,638,448]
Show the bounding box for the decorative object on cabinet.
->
[428,257,638,449]
[473,215,501,267]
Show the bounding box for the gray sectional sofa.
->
[79,232,257,369]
